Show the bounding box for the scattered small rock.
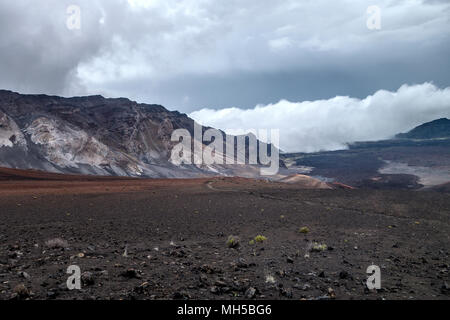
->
[245,287,257,299]
[45,238,69,249]
[214,280,227,287]
[339,270,352,280]
[226,235,240,249]
[120,268,141,279]
[13,284,30,299]
[18,271,31,280]
[441,282,450,294]
[47,290,58,299]
[198,264,220,274]
[122,245,129,257]
[172,291,191,299]
[327,287,336,299]
[210,286,220,294]
[81,271,95,286]
[265,275,276,284]
[236,258,249,268]
[280,288,293,298]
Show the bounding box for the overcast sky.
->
[1,0,449,151]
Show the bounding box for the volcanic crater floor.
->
[0,172,449,300]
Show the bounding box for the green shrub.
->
[310,242,327,252]
[254,235,267,243]
[299,227,310,234]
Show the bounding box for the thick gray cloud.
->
[0,0,449,115]
[0,1,104,94]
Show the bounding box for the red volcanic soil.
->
[0,167,100,181]
[278,174,332,189]
[0,167,241,196]
[328,182,356,190]
[0,168,449,300]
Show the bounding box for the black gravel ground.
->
[0,177,449,300]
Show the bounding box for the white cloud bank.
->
[190,83,450,153]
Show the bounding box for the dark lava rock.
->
[172,291,191,300]
[12,284,30,299]
[47,290,58,299]
[327,287,336,299]
[339,270,352,280]
[302,284,311,291]
[18,271,31,280]
[226,236,240,249]
[199,274,209,285]
[81,271,95,286]
[441,282,450,294]
[245,287,257,299]
[120,268,141,279]
[134,282,151,294]
[286,257,294,263]
[210,286,220,294]
[236,258,249,268]
[169,249,186,258]
[277,270,286,277]
[231,280,246,292]
[197,264,221,274]
[214,280,227,287]
[280,288,293,298]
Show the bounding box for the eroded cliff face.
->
[0,90,277,178]
[0,111,26,149]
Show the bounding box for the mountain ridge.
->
[396,118,450,139]
[0,89,278,178]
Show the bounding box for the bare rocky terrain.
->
[0,168,448,300]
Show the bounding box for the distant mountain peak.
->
[396,118,450,139]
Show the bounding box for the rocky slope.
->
[0,90,277,178]
[396,118,450,139]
